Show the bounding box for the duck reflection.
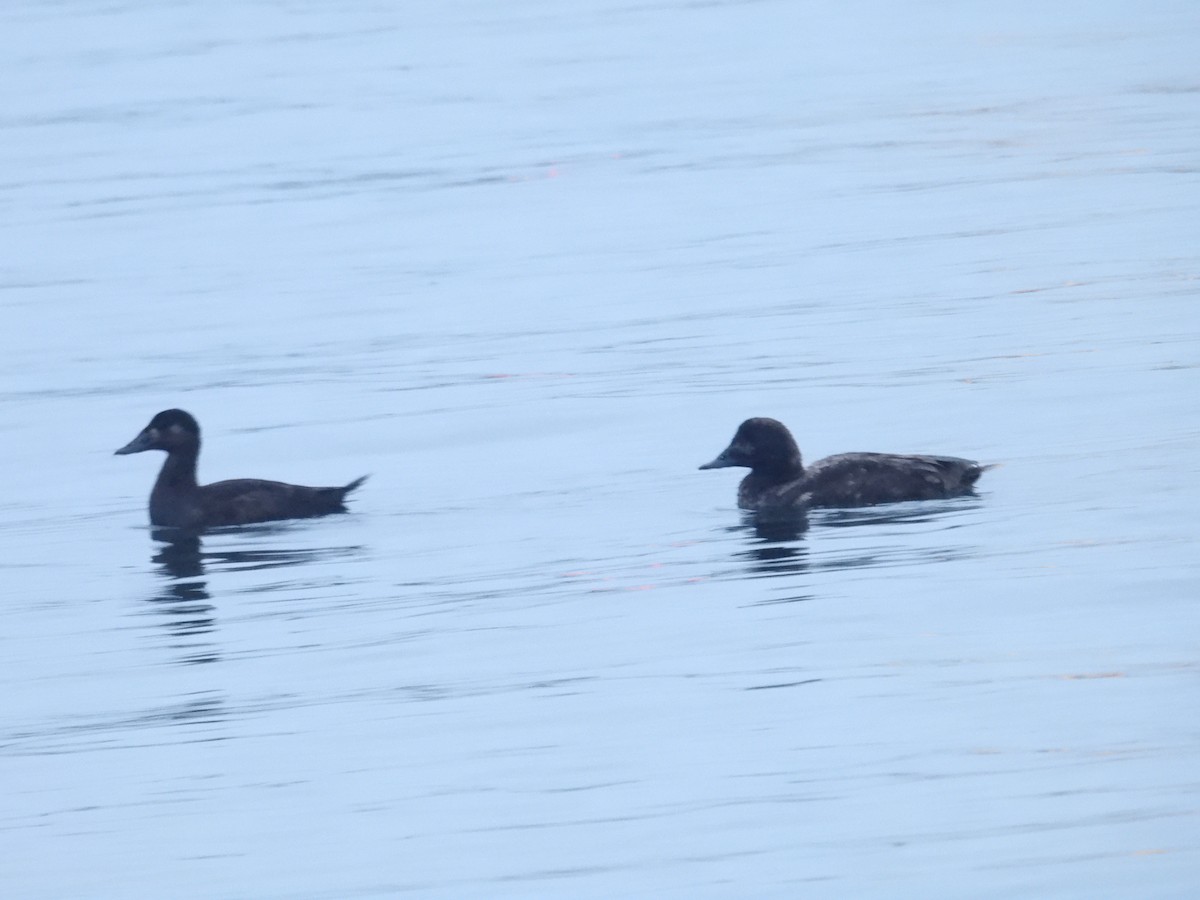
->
[811,502,964,529]
[722,498,984,586]
[149,531,219,664]
[809,499,985,573]
[726,511,811,580]
[147,526,366,666]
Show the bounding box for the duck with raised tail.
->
[116,409,366,529]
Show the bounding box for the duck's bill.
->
[698,449,735,470]
[114,431,152,455]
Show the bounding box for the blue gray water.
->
[2,1,1198,896]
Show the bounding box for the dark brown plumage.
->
[700,417,991,511]
[116,409,366,529]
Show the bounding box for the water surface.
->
[2,1,1198,896]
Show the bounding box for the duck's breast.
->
[149,484,204,528]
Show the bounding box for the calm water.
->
[3,1,1198,896]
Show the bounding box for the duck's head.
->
[699,417,803,475]
[115,409,201,455]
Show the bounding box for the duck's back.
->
[149,477,365,528]
[194,477,364,526]
[802,452,987,508]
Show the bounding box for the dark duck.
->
[116,409,367,528]
[700,417,992,511]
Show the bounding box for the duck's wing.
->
[199,477,363,526]
[802,453,988,507]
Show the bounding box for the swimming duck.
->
[116,409,366,529]
[700,417,991,511]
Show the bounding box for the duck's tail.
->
[966,462,1000,487]
[313,475,368,515]
[341,475,369,498]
